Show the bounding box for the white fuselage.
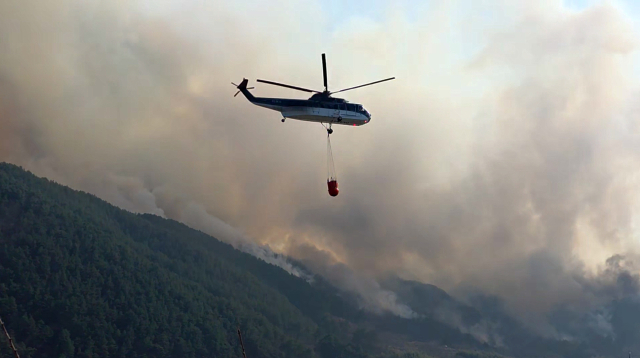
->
[255,102,371,127]
[256,104,368,126]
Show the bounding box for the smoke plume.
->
[3,0,640,339]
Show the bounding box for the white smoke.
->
[4,0,640,330]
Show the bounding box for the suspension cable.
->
[327,130,337,181]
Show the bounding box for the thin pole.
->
[237,328,247,358]
[0,316,19,358]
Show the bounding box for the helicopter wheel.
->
[337,116,342,122]
[328,128,333,135]
[281,118,285,123]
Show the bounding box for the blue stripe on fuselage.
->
[252,97,311,107]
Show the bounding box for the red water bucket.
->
[327,180,339,197]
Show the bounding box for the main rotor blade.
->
[322,53,328,91]
[257,79,320,93]
[330,77,396,95]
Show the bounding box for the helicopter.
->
[232,53,394,134]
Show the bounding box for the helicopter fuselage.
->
[236,79,370,126]
[254,97,370,126]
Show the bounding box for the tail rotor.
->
[231,82,254,97]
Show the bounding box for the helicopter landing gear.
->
[337,116,342,123]
[281,118,285,123]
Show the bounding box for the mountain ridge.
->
[0,161,634,358]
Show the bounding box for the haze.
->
[2,0,640,337]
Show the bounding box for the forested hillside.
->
[0,162,323,357]
[0,162,626,358]
[0,162,439,358]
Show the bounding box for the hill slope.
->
[0,162,327,358]
[0,162,442,358]
[1,162,630,358]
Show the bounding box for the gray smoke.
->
[291,241,417,318]
[3,0,640,336]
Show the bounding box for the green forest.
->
[0,162,439,358]
[0,162,631,358]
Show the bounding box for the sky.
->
[3,0,640,339]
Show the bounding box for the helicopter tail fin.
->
[233,78,256,102]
